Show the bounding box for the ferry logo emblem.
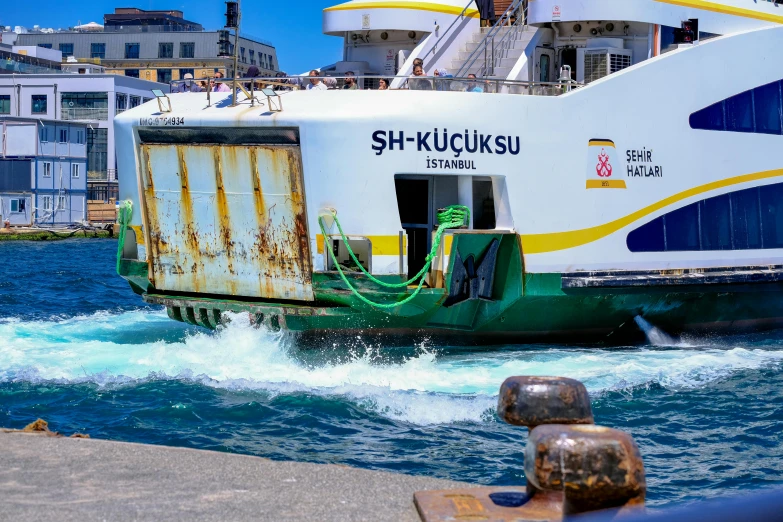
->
[585,139,626,189]
[596,149,612,177]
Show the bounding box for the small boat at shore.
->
[115,0,783,344]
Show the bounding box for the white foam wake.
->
[1,310,782,424]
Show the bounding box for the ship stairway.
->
[448,0,536,79]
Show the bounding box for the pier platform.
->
[0,432,468,521]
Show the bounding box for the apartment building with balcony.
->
[15,8,279,82]
[0,73,167,207]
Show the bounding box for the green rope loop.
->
[116,200,133,274]
[317,205,469,309]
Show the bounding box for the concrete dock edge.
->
[0,432,470,521]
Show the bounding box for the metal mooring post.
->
[414,375,647,521]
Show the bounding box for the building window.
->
[57,195,67,212]
[61,92,109,121]
[627,182,783,252]
[125,43,140,59]
[31,94,47,114]
[116,93,128,112]
[690,79,783,135]
[0,95,9,114]
[91,43,106,59]
[10,199,26,213]
[59,129,68,143]
[42,196,52,211]
[240,47,246,63]
[249,49,255,65]
[42,162,53,177]
[39,126,50,143]
[38,43,52,49]
[59,43,74,57]
[87,128,108,176]
[71,163,80,178]
[125,69,140,78]
[179,68,194,80]
[180,42,195,58]
[74,129,85,144]
[157,69,172,83]
[158,42,174,59]
[129,95,141,108]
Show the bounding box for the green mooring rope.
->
[116,200,133,274]
[317,205,469,309]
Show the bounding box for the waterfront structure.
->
[15,8,279,82]
[0,73,166,212]
[0,118,88,225]
[116,0,783,341]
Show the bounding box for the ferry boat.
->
[115,0,783,343]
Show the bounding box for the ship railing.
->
[455,0,528,78]
[168,74,582,101]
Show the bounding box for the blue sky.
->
[3,0,344,73]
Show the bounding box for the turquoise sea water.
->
[1,239,782,507]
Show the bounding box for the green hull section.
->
[121,232,783,343]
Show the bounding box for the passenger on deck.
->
[413,57,424,69]
[213,71,230,92]
[434,68,452,91]
[178,73,200,92]
[378,78,390,90]
[408,65,432,90]
[343,71,358,89]
[307,70,328,90]
[466,74,484,93]
[245,66,260,90]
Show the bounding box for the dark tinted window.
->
[628,182,783,252]
[690,79,783,135]
[754,81,782,135]
[699,194,731,250]
[760,184,783,248]
[665,204,700,251]
[689,101,723,130]
[731,189,762,249]
[180,42,195,59]
[90,43,106,59]
[158,43,173,59]
[125,69,140,78]
[125,43,140,59]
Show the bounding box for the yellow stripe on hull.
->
[317,234,407,255]
[655,0,783,24]
[523,168,783,254]
[324,1,480,17]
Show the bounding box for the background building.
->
[0,73,167,219]
[1,118,88,225]
[15,8,279,83]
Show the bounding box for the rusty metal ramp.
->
[138,130,312,301]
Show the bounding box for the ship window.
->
[664,204,700,251]
[754,81,782,135]
[627,182,783,252]
[725,90,753,132]
[690,79,783,135]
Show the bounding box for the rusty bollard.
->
[525,424,646,515]
[415,376,646,522]
[497,376,594,427]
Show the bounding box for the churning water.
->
[1,240,782,508]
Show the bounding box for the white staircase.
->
[447,25,537,78]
